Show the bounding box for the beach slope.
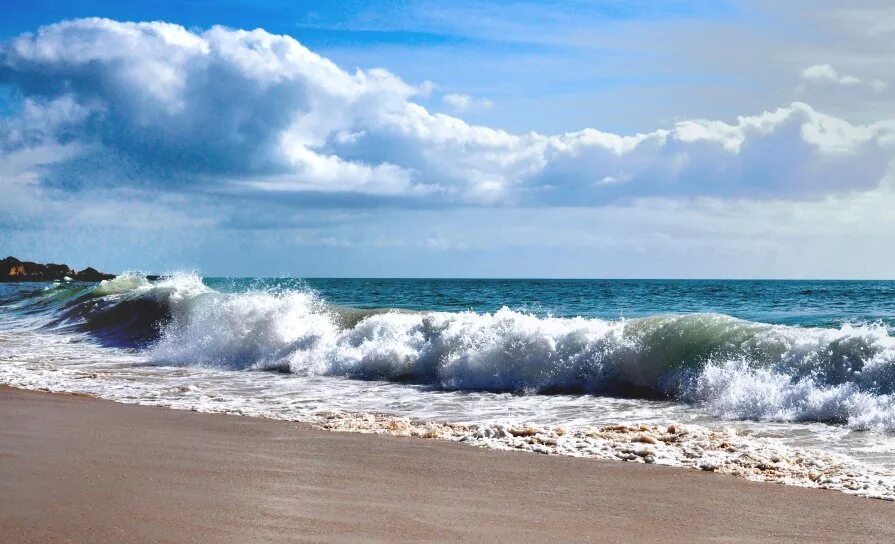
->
[1,386,892,544]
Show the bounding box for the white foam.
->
[126,277,895,432]
[693,360,895,431]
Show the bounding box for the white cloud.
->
[801,64,862,85]
[799,62,894,95]
[0,18,892,210]
[442,93,493,113]
[797,63,890,107]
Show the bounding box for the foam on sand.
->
[315,412,895,501]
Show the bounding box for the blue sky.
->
[0,0,747,134]
[2,1,895,277]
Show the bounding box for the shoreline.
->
[1,386,893,543]
[5,362,894,502]
[4,274,895,504]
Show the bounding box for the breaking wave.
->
[9,273,895,432]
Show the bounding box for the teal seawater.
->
[206,278,895,328]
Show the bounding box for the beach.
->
[1,386,893,544]
[4,3,895,542]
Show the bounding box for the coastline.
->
[1,386,893,543]
[4,274,895,503]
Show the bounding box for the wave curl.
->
[10,273,895,432]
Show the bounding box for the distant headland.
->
[1,256,116,282]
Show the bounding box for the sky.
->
[1,1,895,278]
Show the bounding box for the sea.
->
[2,274,895,496]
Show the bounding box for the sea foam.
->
[90,274,895,433]
[8,273,895,434]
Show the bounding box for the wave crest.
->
[21,273,895,432]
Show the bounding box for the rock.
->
[74,267,115,281]
[632,433,658,445]
[0,256,114,282]
[1,256,74,282]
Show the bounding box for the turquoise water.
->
[6,277,895,328]
[219,278,895,328]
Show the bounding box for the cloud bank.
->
[1,18,894,208]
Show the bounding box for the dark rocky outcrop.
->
[0,256,115,282]
[73,267,115,282]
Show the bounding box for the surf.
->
[5,273,894,432]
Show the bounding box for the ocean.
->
[2,275,894,498]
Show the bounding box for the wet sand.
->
[1,386,892,543]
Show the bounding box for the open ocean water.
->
[2,275,895,488]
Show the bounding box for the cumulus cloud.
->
[1,18,893,209]
[871,79,889,93]
[799,63,889,95]
[442,93,493,113]
[801,64,862,86]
